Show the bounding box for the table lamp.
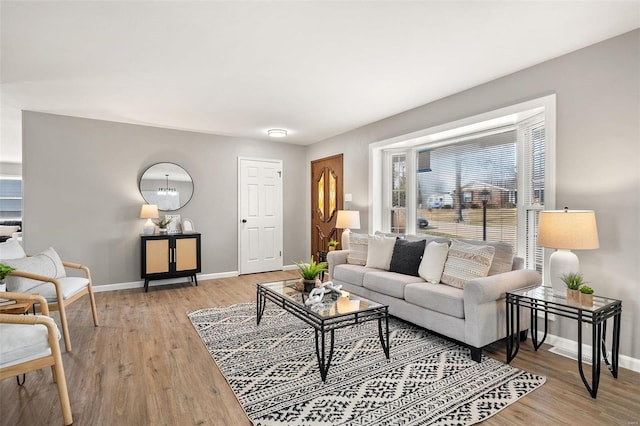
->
[336,210,361,250]
[140,204,159,235]
[537,207,599,295]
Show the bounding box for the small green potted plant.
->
[293,256,328,292]
[0,263,16,292]
[153,217,173,235]
[328,240,340,251]
[579,285,594,307]
[561,272,584,304]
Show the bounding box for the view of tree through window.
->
[416,130,518,244]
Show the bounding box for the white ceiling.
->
[1,1,639,163]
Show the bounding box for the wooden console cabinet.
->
[140,233,201,292]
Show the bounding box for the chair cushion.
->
[29,277,90,302]
[0,322,59,368]
[0,239,26,259]
[2,247,66,293]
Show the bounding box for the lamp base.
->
[143,219,156,235]
[341,228,352,251]
[549,249,580,296]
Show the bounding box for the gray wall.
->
[22,112,307,286]
[307,30,640,360]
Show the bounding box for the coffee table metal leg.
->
[315,328,335,382]
[256,289,267,325]
[377,314,390,359]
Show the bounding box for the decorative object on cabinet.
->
[165,214,181,234]
[140,204,159,236]
[537,207,599,295]
[139,162,194,211]
[140,233,201,292]
[182,218,195,233]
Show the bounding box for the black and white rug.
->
[188,303,545,425]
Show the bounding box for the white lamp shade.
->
[140,204,159,219]
[537,209,599,250]
[336,210,361,230]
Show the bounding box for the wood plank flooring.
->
[2,271,639,425]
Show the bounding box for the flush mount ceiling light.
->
[267,129,287,138]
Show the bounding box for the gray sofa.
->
[327,234,541,361]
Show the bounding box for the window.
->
[0,178,22,220]
[371,95,555,271]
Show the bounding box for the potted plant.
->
[153,217,173,235]
[293,256,328,292]
[0,263,16,292]
[328,240,340,251]
[561,272,584,304]
[579,285,594,307]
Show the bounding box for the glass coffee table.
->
[256,278,390,382]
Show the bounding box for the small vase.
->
[566,289,580,304]
[302,279,317,293]
[0,282,6,292]
[328,247,336,252]
[580,293,594,307]
[158,228,168,235]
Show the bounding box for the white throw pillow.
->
[2,247,67,293]
[0,239,26,259]
[346,233,368,266]
[365,235,396,270]
[441,240,495,289]
[418,241,449,284]
[0,225,20,237]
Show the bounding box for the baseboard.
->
[538,331,640,373]
[93,264,299,293]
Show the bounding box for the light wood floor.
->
[2,270,639,425]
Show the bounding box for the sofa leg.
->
[519,329,529,342]
[470,347,482,362]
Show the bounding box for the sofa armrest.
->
[464,269,542,305]
[327,250,349,280]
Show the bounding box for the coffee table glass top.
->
[258,279,384,319]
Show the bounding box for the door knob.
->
[242,219,247,223]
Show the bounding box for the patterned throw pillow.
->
[346,233,368,266]
[2,247,66,293]
[441,240,495,288]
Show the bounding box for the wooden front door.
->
[311,154,343,262]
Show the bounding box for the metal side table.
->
[506,285,621,398]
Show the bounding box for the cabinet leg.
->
[193,274,198,286]
[144,279,149,292]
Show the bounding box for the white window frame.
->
[369,95,556,264]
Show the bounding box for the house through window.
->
[372,96,554,272]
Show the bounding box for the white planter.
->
[0,282,6,292]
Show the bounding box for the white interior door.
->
[238,158,283,274]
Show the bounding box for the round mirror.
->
[139,162,194,211]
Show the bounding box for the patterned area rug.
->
[188,303,545,426]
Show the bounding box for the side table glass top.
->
[509,285,621,311]
[259,279,384,319]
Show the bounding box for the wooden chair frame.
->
[0,292,73,425]
[9,260,99,352]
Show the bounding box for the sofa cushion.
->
[333,264,371,287]
[418,241,449,284]
[365,235,396,270]
[389,239,426,277]
[460,239,514,275]
[2,247,67,293]
[441,240,495,289]
[346,233,368,266]
[404,282,465,319]
[363,270,424,299]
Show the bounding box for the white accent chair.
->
[0,292,73,425]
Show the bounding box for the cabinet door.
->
[145,239,170,274]
[175,237,198,272]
